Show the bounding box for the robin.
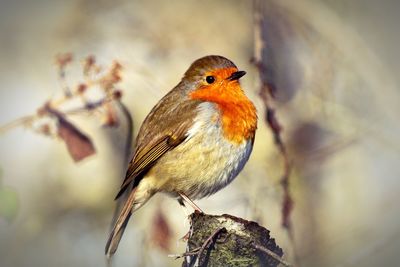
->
[106,55,257,257]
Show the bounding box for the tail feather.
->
[105,187,153,258]
[105,211,132,257]
[105,188,137,258]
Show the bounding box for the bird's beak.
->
[227,71,246,81]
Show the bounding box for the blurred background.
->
[0,0,399,266]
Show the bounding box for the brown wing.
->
[114,126,189,199]
[114,88,201,199]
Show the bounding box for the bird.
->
[106,55,257,257]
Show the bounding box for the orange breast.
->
[190,79,257,144]
[218,100,257,143]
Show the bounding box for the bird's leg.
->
[177,197,190,241]
[178,197,185,207]
[177,194,198,242]
[178,197,191,218]
[178,193,203,213]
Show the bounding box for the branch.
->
[252,0,294,232]
[0,115,36,134]
[0,54,127,162]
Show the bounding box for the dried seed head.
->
[55,53,73,68]
[76,83,87,94]
[113,90,123,99]
[39,124,51,136]
[83,55,96,75]
[102,103,119,127]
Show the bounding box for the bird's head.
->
[181,55,247,103]
[181,55,257,143]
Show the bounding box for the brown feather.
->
[115,136,177,199]
[114,88,200,199]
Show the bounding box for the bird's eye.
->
[206,76,215,84]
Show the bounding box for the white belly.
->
[153,102,253,199]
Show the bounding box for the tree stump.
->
[181,213,288,267]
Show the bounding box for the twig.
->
[168,247,200,259]
[180,227,227,267]
[253,242,292,267]
[196,227,227,265]
[0,95,115,135]
[55,53,73,97]
[64,97,113,115]
[0,115,36,134]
